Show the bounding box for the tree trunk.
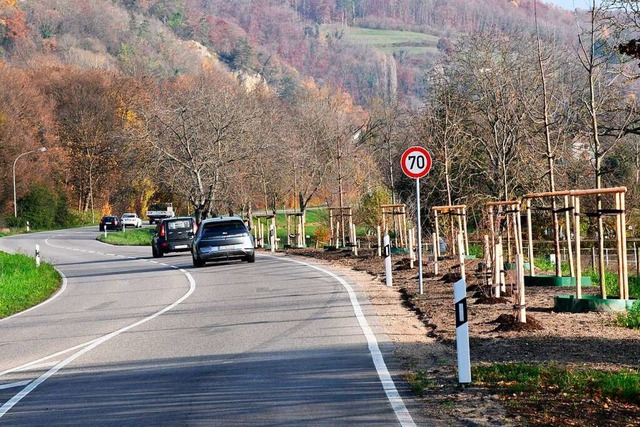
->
[534,5,562,277]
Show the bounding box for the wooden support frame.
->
[431,205,469,258]
[521,187,629,301]
[285,211,305,248]
[486,201,521,297]
[328,206,353,249]
[381,204,408,249]
[253,213,277,251]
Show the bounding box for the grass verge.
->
[97,228,152,246]
[473,362,640,405]
[0,251,61,318]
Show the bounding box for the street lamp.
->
[13,147,47,218]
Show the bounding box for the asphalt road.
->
[0,227,427,426]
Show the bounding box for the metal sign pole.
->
[400,146,431,296]
[416,178,423,295]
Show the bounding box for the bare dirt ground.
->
[282,247,640,426]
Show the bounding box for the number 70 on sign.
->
[401,146,432,179]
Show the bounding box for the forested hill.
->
[0,0,574,105]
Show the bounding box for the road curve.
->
[0,227,427,426]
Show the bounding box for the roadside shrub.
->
[534,257,570,275]
[629,276,640,299]
[18,183,57,229]
[616,300,640,329]
[355,187,392,233]
[8,183,85,230]
[313,225,331,246]
[467,243,483,258]
[54,186,73,227]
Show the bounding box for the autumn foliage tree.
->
[0,0,28,52]
[0,64,55,217]
[37,67,137,217]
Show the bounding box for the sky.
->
[542,0,596,10]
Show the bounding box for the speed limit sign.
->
[399,146,432,295]
[401,146,432,179]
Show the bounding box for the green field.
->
[327,25,440,55]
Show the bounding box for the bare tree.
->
[420,68,476,208]
[142,72,261,223]
[363,100,410,205]
[575,0,639,295]
[285,90,338,216]
[527,0,576,276]
[444,29,539,202]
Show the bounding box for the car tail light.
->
[159,223,166,238]
[193,221,198,235]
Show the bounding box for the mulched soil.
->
[285,247,640,426]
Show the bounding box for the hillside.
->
[4,0,634,234]
[0,0,577,105]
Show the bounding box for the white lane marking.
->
[268,255,417,427]
[0,381,31,391]
[0,241,197,419]
[14,361,60,372]
[0,339,99,378]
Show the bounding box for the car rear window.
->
[202,221,246,237]
[168,220,192,230]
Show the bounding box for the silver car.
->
[191,216,255,267]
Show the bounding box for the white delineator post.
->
[351,223,358,256]
[454,278,471,384]
[35,244,40,268]
[384,234,392,287]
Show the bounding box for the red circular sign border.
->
[401,146,432,179]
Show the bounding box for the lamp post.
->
[13,147,47,218]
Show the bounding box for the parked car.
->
[191,216,255,267]
[99,215,124,231]
[152,217,197,258]
[121,213,143,228]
